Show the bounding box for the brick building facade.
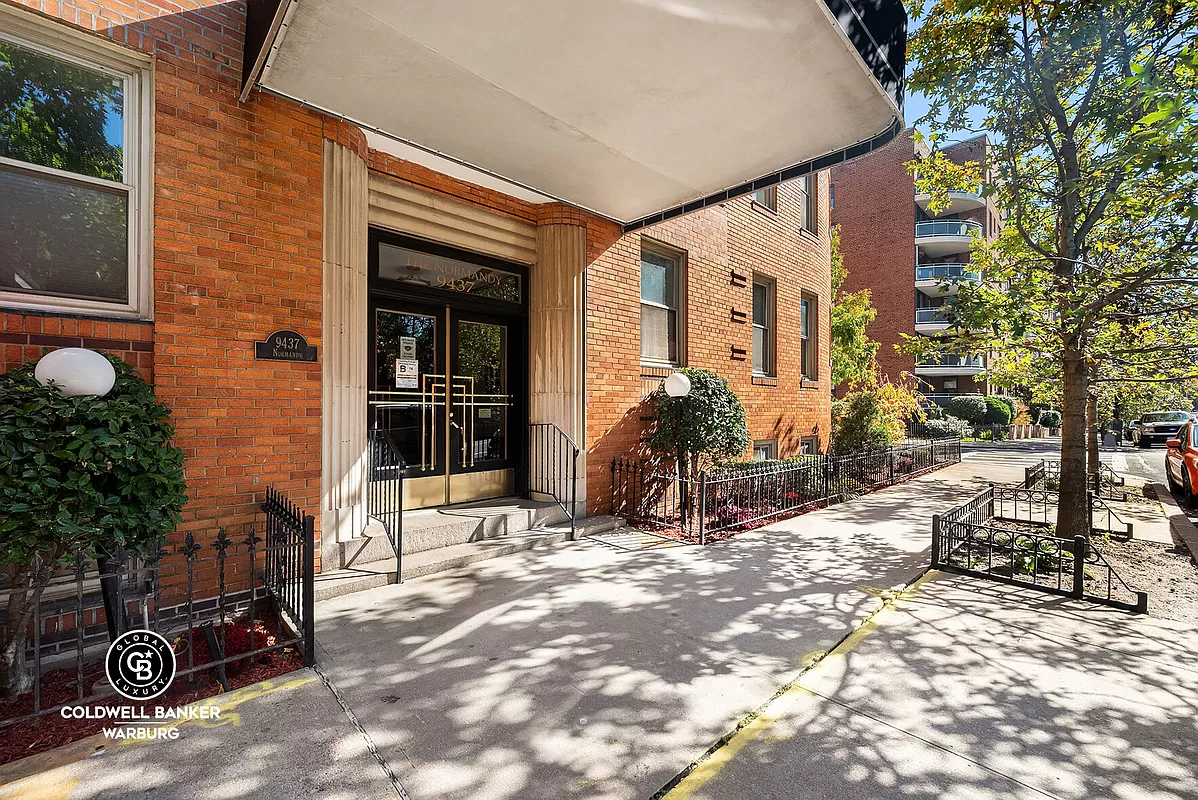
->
[1,1,839,574]
[831,131,998,403]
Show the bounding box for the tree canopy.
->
[906,0,1198,538]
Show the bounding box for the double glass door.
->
[371,303,515,508]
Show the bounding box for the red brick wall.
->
[1,1,330,565]
[830,131,917,385]
[585,176,833,514]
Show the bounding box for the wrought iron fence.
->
[366,427,405,579]
[611,439,962,544]
[1024,459,1129,501]
[0,487,315,730]
[991,483,1132,538]
[528,422,580,539]
[932,486,1147,613]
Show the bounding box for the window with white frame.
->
[800,293,817,380]
[800,436,819,455]
[797,175,816,233]
[752,276,774,376]
[640,244,682,365]
[0,12,152,318]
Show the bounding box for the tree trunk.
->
[1058,350,1091,540]
[1,565,36,703]
[1086,390,1100,491]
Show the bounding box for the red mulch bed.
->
[0,618,305,766]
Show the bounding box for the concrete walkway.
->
[10,453,1193,799]
[307,458,1017,800]
[670,571,1198,800]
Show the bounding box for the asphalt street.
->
[960,438,1168,486]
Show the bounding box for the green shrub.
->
[995,396,1019,420]
[648,368,751,471]
[925,415,972,439]
[984,396,1013,425]
[832,392,896,454]
[1038,409,1062,428]
[947,395,988,423]
[0,355,187,700]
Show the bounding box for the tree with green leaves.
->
[0,356,187,701]
[906,0,1198,540]
[830,226,881,390]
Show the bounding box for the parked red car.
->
[1165,422,1198,505]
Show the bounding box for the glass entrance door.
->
[371,305,516,508]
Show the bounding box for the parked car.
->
[1133,411,1192,447]
[1125,418,1140,443]
[1165,422,1198,505]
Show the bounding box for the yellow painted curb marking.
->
[662,575,930,800]
[0,672,317,800]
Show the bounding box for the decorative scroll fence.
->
[1024,459,1129,501]
[0,487,315,730]
[932,485,1147,613]
[611,439,962,544]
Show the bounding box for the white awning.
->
[244,0,905,228]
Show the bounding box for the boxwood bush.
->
[924,415,972,439]
[946,395,988,424]
[1038,409,1062,428]
[984,396,1013,425]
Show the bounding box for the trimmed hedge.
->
[947,395,988,424]
[1037,409,1062,428]
[984,397,1013,425]
[925,415,973,439]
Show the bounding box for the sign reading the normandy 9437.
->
[254,330,318,362]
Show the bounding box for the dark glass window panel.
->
[456,321,508,464]
[0,39,125,181]
[378,244,521,303]
[373,310,439,474]
[640,250,675,307]
[753,282,769,322]
[0,163,128,303]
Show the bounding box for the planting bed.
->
[0,618,303,766]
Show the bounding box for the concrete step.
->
[315,515,623,602]
[335,497,570,568]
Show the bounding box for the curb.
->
[1150,483,1198,567]
[651,568,931,799]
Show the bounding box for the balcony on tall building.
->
[915,220,981,258]
[915,188,985,218]
[915,305,956,333]
[914,353,985,376]
[915,263,982,296]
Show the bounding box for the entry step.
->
[315,515,624,602]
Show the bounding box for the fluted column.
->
[321,139,369,561]
[531,222,587,515]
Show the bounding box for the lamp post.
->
[664,372,692,525]
[34,348,125,639]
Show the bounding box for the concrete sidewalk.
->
[670,571,1198,800]
[308,459,1014,800]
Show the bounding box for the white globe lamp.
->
[34,348,116,397]
[663,372,691,398]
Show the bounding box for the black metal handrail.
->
[528,422,579,540]
[367,427,405,581]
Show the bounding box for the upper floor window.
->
[797,175,816,234]
[640,244,682,365]
[752,276,774,376]
[751,185,777,213]
[0,16,152,318]
[800,293,817,380]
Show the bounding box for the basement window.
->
[0,15,152,318]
